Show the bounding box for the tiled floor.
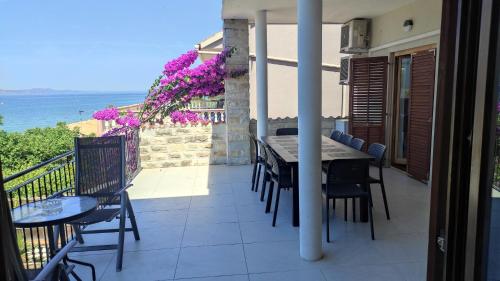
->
[69,165,430,281]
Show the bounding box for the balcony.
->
[61,164,429,281]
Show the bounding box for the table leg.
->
[46,226,57,258]
[292,163,300,227]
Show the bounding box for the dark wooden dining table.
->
[263,135,374,227]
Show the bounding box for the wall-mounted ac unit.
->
[339,56,350,85]
[340,19,370,54]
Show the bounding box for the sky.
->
[0,0,222,91]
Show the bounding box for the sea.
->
[0,90,146,132]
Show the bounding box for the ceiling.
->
[222,0,416,24]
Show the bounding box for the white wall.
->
[248,24,345,119]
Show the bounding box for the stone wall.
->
[249,116,339,138]
[223,19,251,165]
[139,124,227,169]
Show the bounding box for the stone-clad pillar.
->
[223,19,251,165]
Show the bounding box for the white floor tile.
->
[175,244,247,279]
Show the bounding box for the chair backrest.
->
[330,130,343,141]
[276,128,298,136]
[249,133,259,159]
[75,136,125,207]
[350,138,365,151]
[339,134,353,145]
[325,159,369,187]
[257,139,269,163]
[367,143,386,166]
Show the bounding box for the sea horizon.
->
[0,89,146,132]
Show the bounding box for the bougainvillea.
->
[93,47,246,136]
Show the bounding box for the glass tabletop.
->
[11,196,97,228]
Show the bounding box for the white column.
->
[298,0,323,261]
[255,10,268,140]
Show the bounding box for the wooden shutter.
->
[349,56,388,149]
[407,49,436,182]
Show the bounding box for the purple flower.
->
[93,108,119,121]
[163,50,199,76]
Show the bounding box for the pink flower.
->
[93,108,119,121]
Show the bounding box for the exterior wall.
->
[223,19,251,165]
[139,124,226,168]
[369,0,442,51]
[248,24,346,119]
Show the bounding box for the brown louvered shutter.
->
[407,49,436,182]
[349,56,388,149]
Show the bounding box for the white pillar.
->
[255,10,268,140]
[298,0,323,261]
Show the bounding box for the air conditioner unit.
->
[340,19,369,54]
[339,56,350,85]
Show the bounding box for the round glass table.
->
[11,196,98,281]
[11,196,97,228]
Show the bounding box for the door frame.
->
[391,44,438,168]
[427,0,498,280]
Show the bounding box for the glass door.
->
[393,55,411,165]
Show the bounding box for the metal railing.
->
[4,152,76,270]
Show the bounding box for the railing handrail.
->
[189,108,225,112]
[3,151,74,184]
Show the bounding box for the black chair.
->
[339,134,353,145]
[70,136,140,272]
[256,140,273,198]
[350,138,365,151]
[250,134,266,192]
[264,147,293,226]
[367,143,390,220]
[276,128,298,136]
[330,130,343,141]
[323,159,374,242]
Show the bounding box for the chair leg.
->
[272,187,282,227]
[260,171,268,202]
[255,165,262,193]
[116,195,127,271]
[251,161,258,191]
[344,198,348,221]
[265,181,275,213]
[126,193,140,241]
[368,197,375,240]
[380,180,391,220]
[326,197,330,243]
[352,197,356,222]
[332,198,336,209]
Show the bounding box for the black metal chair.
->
[339,133,353,145]
[323,159,374,242]
[350,138,365,151]
[70,136,140,272]
[264,147,293,226]
[250,134,266,192]
[330,130,343,141]
[367,143,391,220]
[256,139,272,196]
[276,128,298,136]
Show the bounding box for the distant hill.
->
[0,89,145,95]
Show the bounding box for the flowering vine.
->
[93,48,246,136]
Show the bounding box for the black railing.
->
[3,151,76,270]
